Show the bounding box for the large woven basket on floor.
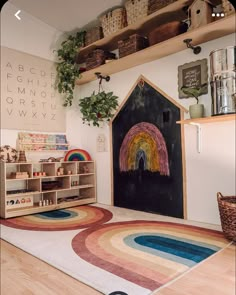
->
[217,192,236,241]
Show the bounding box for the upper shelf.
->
[177,113,236,124]
[77,0,193,61]
[76,14,235,86]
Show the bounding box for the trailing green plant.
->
[55,31,85,107]
[79,91,119,127]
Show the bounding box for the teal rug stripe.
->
[135,235,216,263]
[35,210,77,220]
[124,235,196,267]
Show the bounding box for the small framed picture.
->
[178,58,208,98]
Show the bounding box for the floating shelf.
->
[77,0,192,61]
[177,113,235,153]
[76,15,235,85]
[177,113,236,124]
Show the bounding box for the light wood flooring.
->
[1,239,235,295]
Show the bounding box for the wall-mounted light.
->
[183,38,201,54]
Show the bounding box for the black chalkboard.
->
[112,79,184,218]
[182,64,201,88]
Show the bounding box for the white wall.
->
[1,2,235,225]
[1,2,66,161]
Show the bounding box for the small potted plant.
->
[79,90,119,127]
[181,83,208,118]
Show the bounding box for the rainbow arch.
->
[119,122,169,175]
[64,149,91,161]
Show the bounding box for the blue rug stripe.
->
[36,210,77,220]
[124,236,196,267]
[134,235,216,263]
[155,233,221,252]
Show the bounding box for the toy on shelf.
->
[64,149,92,161]
[0,145,18,162]
[17,132,69,152]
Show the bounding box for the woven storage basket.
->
[222,0,235,16]
[148,21,188,45]
[99,7,127,37]
[148,0,177,15]
[118,34,149,58]
[86,49,116,70]
[85,27,103,46]
[125,0,149,25]
[217,192,236,241]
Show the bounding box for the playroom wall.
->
[1,2,235,225]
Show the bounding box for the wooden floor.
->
[1,239,235,295]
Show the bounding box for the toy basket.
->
[148,0,177,14]
[148,21,188,45]
[217,192,236,241]
[125,0,149,25]
[85,49,116,70]
[222,0,235,16]
[85,26,103,46]
[99,7,127,37]
[118,33,149,58]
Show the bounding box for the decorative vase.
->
[189,104,204,119]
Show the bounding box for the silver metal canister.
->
[210,46,236,115]
[210,73,236,115]
[210,46,236,78]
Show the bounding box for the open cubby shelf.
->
[0,161,96,218]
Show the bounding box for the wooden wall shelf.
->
[177,113,235,153]
[77,0,192,61]
[76,15,235,86]
[177,113,236,124]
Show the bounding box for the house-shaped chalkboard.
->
[111,75,187,218]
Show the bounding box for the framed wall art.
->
[178,58,208,98]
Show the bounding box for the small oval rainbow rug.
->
[0,206,112,231]
[72,220,228,291]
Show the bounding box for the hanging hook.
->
[95,72,110,82]
[183,39,201,54]
[95,72,110,93]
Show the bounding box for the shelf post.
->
[190,122,201,153]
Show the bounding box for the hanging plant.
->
[55,31,85,107]
[79,90,119,127]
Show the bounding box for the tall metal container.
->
[209,46,236,115]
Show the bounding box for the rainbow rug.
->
[0,205,230,295]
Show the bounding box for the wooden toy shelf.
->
[0,161,96,218]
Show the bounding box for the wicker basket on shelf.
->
[99,7,127,37]
[118,34,149,58]
[85,49,116,70]
[85,26,103,46]
[125,0,149,25]
[148,0,177,15]
[217,192,236,241]
[221,0,235,16]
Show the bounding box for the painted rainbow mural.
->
[119,122,169,175]
[64,149,91,161]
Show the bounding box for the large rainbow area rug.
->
[0,205,230,295]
